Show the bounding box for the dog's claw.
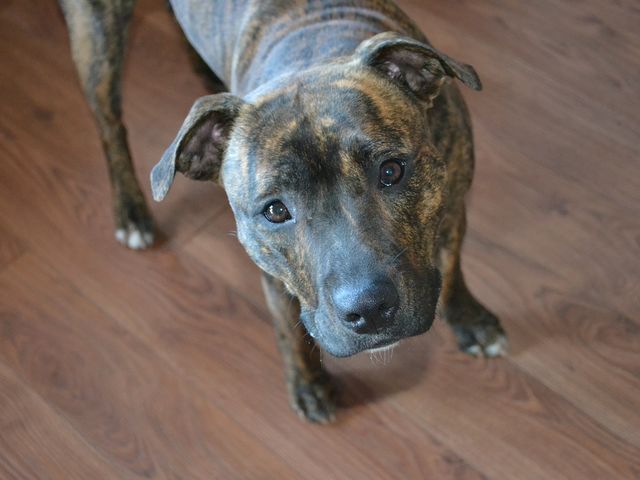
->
[464,344,483,357]
[483,334,508,357]
[115,223,154,250]
[289,379,336,424]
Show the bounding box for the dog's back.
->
[170,0,424,94]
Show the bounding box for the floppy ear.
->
[150,93,245,201]
[355,32,482,106]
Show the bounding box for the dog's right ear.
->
[150,93,245,201]
[355,32,482,107]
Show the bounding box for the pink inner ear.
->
[383,60,403,80]
[211,123,224,142]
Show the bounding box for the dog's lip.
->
[366,340,400,354]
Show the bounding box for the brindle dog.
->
[60,0,507,422]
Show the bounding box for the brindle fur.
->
[59,0,154,249]
[60,0,507,422]
[262,272,336,423]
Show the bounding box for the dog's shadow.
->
[327,315,536,413]
[326,334,438,410]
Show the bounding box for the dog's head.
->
[151,33,481,357]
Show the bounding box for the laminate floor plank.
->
[0,254,300,480]
[0,361,138,480]
[0,225,25,271]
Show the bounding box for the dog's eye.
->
[263,200,292,223]
[379,159,405,187]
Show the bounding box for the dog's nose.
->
[333,278,400,334]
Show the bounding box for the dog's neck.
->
[170,0,421,96]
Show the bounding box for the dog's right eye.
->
[263,200,292,223]
[379,159,405,187]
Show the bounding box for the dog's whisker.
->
[389,246,408,265]
[368,342,398,366]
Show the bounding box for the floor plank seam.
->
[27,252,309,479]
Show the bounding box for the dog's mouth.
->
[302,307,433,358]
[296,266,441,357]
[366,341,400,364]
[366,340,400,354]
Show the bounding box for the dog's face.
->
[151,33,481,357]
[224,67,445,356]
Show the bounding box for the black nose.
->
[333,278,400,334]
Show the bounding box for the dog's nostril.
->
[345,313,369,333]
[346,313,361,323]
[347,314,372,333]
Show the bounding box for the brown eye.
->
[263,200,292,223]
[379,159,405,187]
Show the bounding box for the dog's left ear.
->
[150,93,245,201]
[355,32,482,105]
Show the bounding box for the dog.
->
[59,0,507,422]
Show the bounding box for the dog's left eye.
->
[263,200,292,223]
[379,159,405,187]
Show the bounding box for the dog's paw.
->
[114,195,155,250]
[461,328,508,358]
[451,311,508,358]
[115,223,154,250]
[289,377,336,424]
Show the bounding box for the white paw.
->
[115,225,154,250]
[483,334,508,358]
[466,344,483,357]
[456,321,508,359]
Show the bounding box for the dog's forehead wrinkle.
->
[247,74,420,180]
[247,122,351,206]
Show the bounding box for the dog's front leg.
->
[59,0,154,249]
[261,273,336,423]
[438,207,508,357]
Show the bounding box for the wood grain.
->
[0,254,300,479]
[0,225,25,271]
[0,0,639,478]
[0,362,139,480]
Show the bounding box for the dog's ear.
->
[150,93,245,201]
[355,32,482,106]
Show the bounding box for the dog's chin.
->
[321,336,400,358]
[306,317,433,358]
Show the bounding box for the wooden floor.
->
[1,0,639,478]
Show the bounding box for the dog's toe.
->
[483,333,508,357]
[464,344,483,357]
[290,380,336,424]
[115,223,154,250]
[453,313,508,359]
[459,327,508,358]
